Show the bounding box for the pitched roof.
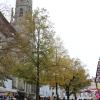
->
[0,12,16,37]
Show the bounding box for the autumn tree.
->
[45,55,91,100]
[42,37,69,100]
[70,59,91,99]
[33,8,56,100]
[60,58,91,100]
[11,8,55,100]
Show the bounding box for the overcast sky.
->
[1,0,100,77]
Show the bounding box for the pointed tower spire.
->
[14,0,32,23]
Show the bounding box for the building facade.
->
[0,11,16,87]
[0,0,35,95]
[12,0,35,95]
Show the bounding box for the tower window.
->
[19,8,23,17]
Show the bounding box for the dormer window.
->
[19,8,23,17]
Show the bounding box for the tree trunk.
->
[56,82,59,100]
[36,66,39,100]
[66,91,70,100]
[74,93,77,100]
[36,29,40,100]
[65,87,70,100]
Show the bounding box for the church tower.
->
[13,0,32,32]
[14,0,32,23]
[11,0,34,93]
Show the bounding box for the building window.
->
[19,8,23,17]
